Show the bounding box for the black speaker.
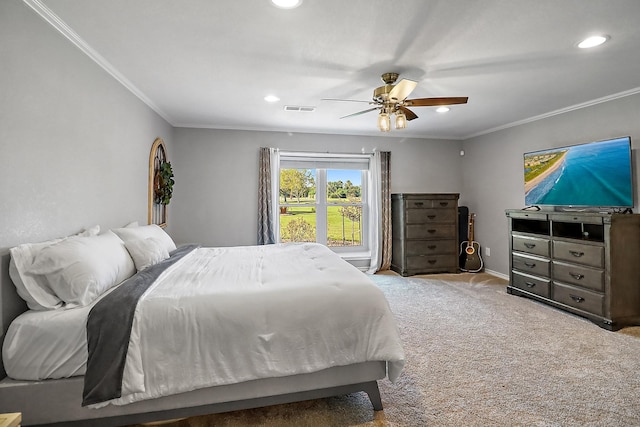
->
[458,206,469,244]
[458,206,469,268]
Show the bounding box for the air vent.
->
[284,105,316,113]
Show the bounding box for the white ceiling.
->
[29,0,640,140]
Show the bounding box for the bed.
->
[0,224,405,426]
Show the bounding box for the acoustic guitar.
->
[460,213,483,272]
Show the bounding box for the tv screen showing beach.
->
[524,136,633,207]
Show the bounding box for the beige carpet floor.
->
[132,272,640,427]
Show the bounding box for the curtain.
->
[367,151,391,273]
[379,151,392,270]
[258,147,279,244]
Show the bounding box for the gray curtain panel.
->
[380,151,392,270]
[258,147,275,244]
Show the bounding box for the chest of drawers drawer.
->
[512,235,550,257]
[552,261,604,292]
[553,241,604,268]
[406,224,456,240]
[406,239,457,256]
[405,198,456,209]
[406,208,457,224]
[406,254,457,271]
[512,253,550,277]
[511,271,551,298]
[553,282,604,316]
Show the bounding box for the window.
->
[278,152,371,253]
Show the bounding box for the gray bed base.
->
[0,252,385,426]
[0,361,385,426]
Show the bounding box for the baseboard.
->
[484,268,509,280]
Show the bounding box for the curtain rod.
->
[273,148,379,156]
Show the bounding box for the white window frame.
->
[278,151,372,255]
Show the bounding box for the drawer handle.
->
[439,202,449,207]
[427,215,436,219]
[569,272,585,280]
[524,262,536,268]
[570,294,585,303]
[569,250,585,257]
[427,259,437,265]
[414,202,424,206]
[427,245,437,249]
[427,229,437,234]
[524,243,536,249]
[525,281,536,288]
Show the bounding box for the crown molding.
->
[23,0,174,125]
[465,87,640,140]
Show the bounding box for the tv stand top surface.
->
[517,206,633,215]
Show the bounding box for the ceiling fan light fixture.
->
[377,112,391,132]
[436,106,450,113]
[578,35,609,49]
[395,111,407,129]
[264,95,280,103]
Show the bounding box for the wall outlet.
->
[485,247,491,256]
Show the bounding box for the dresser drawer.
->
[552,261,604,292]
[511,271,551,298]
[553,241,604,268]
[406,224,456,239]
[406,254,457,271]
[512,235,550,257]
[405,198,457,209]
[553,282,604,316]
[512,253,550,277]
[406,208,457,224]
[406,239,457,256]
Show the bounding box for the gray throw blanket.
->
[82,245,199,406]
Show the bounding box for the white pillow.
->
[9,225,101,310]
[28,231,135,308]
[125,237,170,271]
[112,224,177,254]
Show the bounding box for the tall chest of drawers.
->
[391,193,459,276]
[506,210,640,330]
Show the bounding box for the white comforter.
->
[103,243,404,406]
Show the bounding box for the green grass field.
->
[279,199,362,245]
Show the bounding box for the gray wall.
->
[171,128,464,246]
[1,0,173,340]
[461,92,640,275]
[1,0,174,247]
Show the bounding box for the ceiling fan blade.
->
[340,107,380,119]
[404,97,469,107]
[388,79,418,102]
[398,106,418,121]
[321,98,372,103]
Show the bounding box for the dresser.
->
[506,210,640,330]
[391,193,459,276]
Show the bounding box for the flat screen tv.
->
[524,136,633,208]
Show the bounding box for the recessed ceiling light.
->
[264,95,280,103]
[436,107,450,113]
[578,35,609,49]
[271,0,302,9]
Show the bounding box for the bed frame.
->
[0,253,385,426]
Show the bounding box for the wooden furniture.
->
[0,413,20,427]
[506,210,640,330]
[391,193,459,276]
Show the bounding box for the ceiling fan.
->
[323,72,468,132]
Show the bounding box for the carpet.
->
[132,272,640,427]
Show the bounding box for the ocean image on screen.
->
[524,137,632,207]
